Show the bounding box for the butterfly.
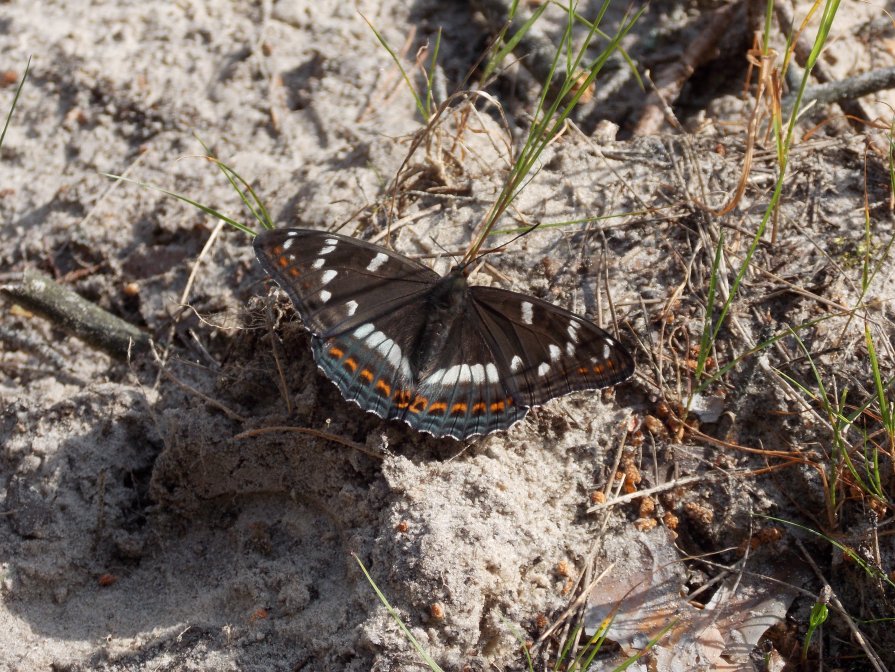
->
[253,228,634,440]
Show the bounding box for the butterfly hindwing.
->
[411,304,526,439]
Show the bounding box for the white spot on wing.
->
[566,342,576,357]
[400,357,413,379]
[282,238,294,250]
[427,362,491,387]
[567,321,580,342]
[365,330,388,349]
[346,300,358,316]
[485,363,499,383]
[537,362,550,377]
[510,355,523,372]
[602,343,611,359]
[320,244,336,255]
[319,290,331,303]
[380,339,402,371]
[441,364,472,385]
[363,331,410,379]
[521,301,534,325]
[325,238,339,245]
[312,258,325,269]
[426,368,446,386]
[367,252,388,272]
[470,364,485,384]
[353,323,375,339]
[549,344,561,361]
[320,270,337,285]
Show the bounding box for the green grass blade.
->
[758,515,895,588]
[193,136,273,230]
[693,229,725,388]
[352,553,444,672]
[700,0,842,388]
[0,56,31,152]
[467,4,644,260]
[801,598,829,662]
[101,173,257,237]
[424,28,442,119]
[360,13,428,120]
[612,618,677,670]
[481,1,550,83]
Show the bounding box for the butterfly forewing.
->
[253,228,438,339]
[254,227,634,440]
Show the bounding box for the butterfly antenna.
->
[468,220,544,263]
[428,235,462,269]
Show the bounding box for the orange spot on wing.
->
[394,390,412,409]
[360,369,374,383]
[375,380,391,397]
[409,396,427,414]
[277,255,289,268]
[593,364,605,375]
[490,400,505,413]
[272,245,283,255]
[578,367,590,375]
[289,267,301,277]
[450,402,467,416]
[471,402,486,415]
[428,402,447,415]
[342,357,357,372]
[328,346,344,359]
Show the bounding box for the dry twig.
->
[634,4,740,135]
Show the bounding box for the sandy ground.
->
[2,1,895,670]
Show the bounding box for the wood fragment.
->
[782,65,895,115]
[2,269,150,359]
[634,3,740,135]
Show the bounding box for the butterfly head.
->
[429,267,469,311]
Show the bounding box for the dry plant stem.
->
[774,0,873,128]
[368,203,442,244]
[265,305,293,415]
[2,269,150,359]
[542,431,627,656]
[588,472,726,512]
[385,89,509,256]
[633,3,739,135]
[155,219,225,384]
[690,43,771,218]
[597,430,629,526]
[356,25,417,123]
[533,564,615,647]
[792,537,888,672]
[157,365,246,423]
[233,426,382,459]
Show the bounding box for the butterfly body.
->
[254,228,634,440]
